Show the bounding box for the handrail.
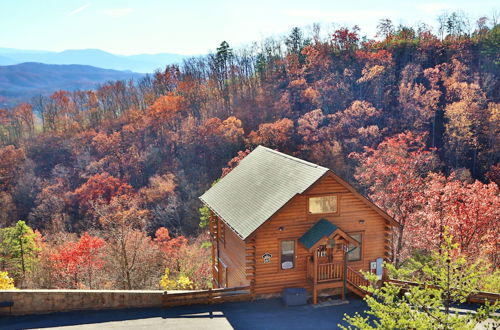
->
[346,266,369,288]
[389,279,499,304]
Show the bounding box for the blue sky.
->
[1,0,498,55]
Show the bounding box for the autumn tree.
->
[0,271,16,290]
[93,195,158,289]
[0,145,25,226]
[154,227,188,272]
[50,232,105,289]
[351,132,440,267]
[139,173,180,232]
[414,173,500,266]
[247,118,295,152]
[441,59,488,175]
[221,149,250,178]
[74,172,133,208]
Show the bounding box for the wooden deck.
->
[307,259,369,304]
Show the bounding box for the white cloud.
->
[102,8,133,17]
[67,3,90,16]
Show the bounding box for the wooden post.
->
[313,249,318,304]
[343,243,347,300]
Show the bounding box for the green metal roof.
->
[298,219,338,250]
[199,146,329,240]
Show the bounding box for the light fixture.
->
[359,220,365,224]
[278,226,284,231]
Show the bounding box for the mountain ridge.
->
[0,62,143,107]
[0,47,192,73]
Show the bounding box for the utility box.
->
[282,288,308,306]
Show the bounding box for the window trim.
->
[278,238,297,272]
[347,232,363,262]
[307,194,340,216]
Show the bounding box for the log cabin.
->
[200,146,399,304]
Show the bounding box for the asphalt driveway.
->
[0,296,367,330]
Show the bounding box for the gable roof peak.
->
[200,146,328,240]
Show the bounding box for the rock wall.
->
[0,290,164,315]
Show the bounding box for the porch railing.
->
[307,259,344,283]
[318,262,343,282]
[346,266,369,288]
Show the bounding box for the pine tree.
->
[341,232,499,329]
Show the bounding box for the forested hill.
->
[0,17,498,241]
[0,62,142,107]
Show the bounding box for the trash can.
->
[282,288,308,306]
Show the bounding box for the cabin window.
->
[280,240,295,270]
[308,195,338,214]
[347,233,362,262]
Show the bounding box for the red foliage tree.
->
[221,149,250,178]
[351,132,440,266]
[247,118,295,151]
[154,227,188,270]
[50,232,105,288]
[74,172,133,208]
[414,173,500,266]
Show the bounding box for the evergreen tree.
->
[341,232,499,329]
[0,220,39,280]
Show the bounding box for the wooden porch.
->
[306,259,369,304]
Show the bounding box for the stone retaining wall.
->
[0,289,164,316]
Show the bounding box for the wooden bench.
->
[0,301,14,315]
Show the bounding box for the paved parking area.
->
[0,296,367,330]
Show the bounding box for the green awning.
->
[299,219,338,250]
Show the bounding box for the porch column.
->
[342,241,347,300]
[313,249,318,304]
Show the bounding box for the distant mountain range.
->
[0,62,143,107]
[0,48,192,73]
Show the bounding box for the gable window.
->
[347,233,362,262]
[280,240,295,270]
[309,195,338,214]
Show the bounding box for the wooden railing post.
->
[313,252,318,285]
[313,251,318,304]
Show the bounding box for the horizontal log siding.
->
[253,174,388,295]
[218,219,249,288]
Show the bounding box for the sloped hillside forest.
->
[0,15,499,291]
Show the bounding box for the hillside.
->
[0,48,191,73]
[0,62,142,106]
[0,17,498,291]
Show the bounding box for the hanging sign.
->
[262,252,272,263]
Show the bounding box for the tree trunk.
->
[394,225,405,268]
